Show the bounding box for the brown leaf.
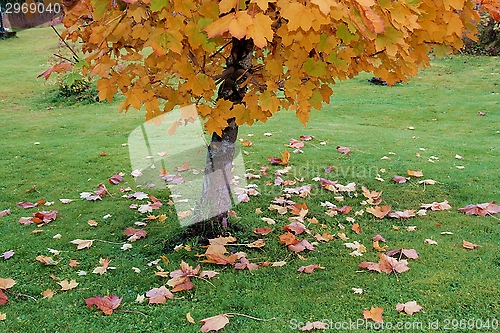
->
[336,145,351,155]
[246,239,266,248]
[70,239,94,250]
[351,223,363,234]
[42,289,55,300]
[297,264,323,274]
[234,256,259,271]
[177,161,190,172]
[314,232,334,242]
[186,312,196,324]
[0,290,8,305]
[58,279,79,291]
[69,259,80,267]
[279,232,299,246]
[421,200,452,211]
[199,314,230,332]
[392,175,408,183]
[462,240,481,250]
[253,227,273,235]
[300,321,327,330]
[124,228,147,240]
[146,286,174,304]
[283,221,310,235]
[371,234,386,242]
[388,210,416,219]
[288,239,315,253]
[85,295,122,315]
[458,202,500,216]
[359,254,410,274]
[407,170,424,178]
[36,255,57,265]
[363,306,384,323]
[396,301,423,315]
[385,248,419,260]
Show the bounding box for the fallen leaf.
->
[336,146,351,155]
[186,312,195,324]
[385,248,419,260]
[0,312,5,320]
[359,254,410,274]
[36,255,57,265]
[396,301,423,315]
[388,210,416,219]
[352,288,363,294]
[283,221,310,235]
[462,240,481,250]
[351,223,363,234]
[200,314,230,332]
[407,170,424,178]
[392,175,408,183]
[297,264,323,273]
[92,258,114,275]
[58,279,78,291]
[85,295,122,315]
[234,256,259,271]
[254,227,273,235]
[70,239,94,250]
[421,200,452,211]
[2,250,14,260]
[146,285,174,304]
[279,232,299,246]
[42,289,55,299]
[363,306,384,323]
[0,209,11,217]
[372,234,386,242]
[424,239,438,245]
[288,239,315,253]
[300,321,328,331]
[458,202,500,216]
[69,259,80,267]
[124,228,147,240]
[0,278,15,290]
[366,206,391,219]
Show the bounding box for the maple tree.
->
[44,0,500,230]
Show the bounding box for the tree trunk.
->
[192,38,254,234]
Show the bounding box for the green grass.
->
[0,26,499,332]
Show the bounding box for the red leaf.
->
[124,228,147,239]
[283,222,310,235]
[108,173,123,185]
[85,295,122,315]
[16,198,45,209]
[336,146,351,155]
[0,290,8,305]
[32,210,58,224]
[37,62,73,80]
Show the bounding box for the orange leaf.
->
[366,205,391,219]
[351,223,363,234]
[0,290,8,305]
[363,306,384,323]
[279,232,299,246]
[407,169,424,178]
[37,62,73,80]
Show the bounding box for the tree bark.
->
[193,38,254,233]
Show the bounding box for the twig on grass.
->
[5,289,37,302]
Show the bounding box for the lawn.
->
[0,26,499,332]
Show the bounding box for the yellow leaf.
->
[250,0,269,10]
[186,312,195,324]
[58,279,79,291]
[228,11,253,39]
[42,289,55,299]
[0,278,15,290]
[311,0,335,15]
[259,91,280,113]
[219,0,238,13]
[246,13,274,48]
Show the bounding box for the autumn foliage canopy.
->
[55,0,498,134]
